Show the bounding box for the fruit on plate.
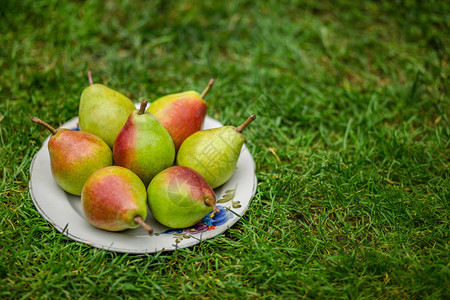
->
[113,100,175,186]
[78,71,136,147]
[177,115,256,189]
[147,78,215,151]
[31,116,113,196]
[147,166,219,228]
[81,166,153,234]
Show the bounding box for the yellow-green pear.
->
[78,71,135,147]
[177,115,256,189]
[147,166,219,228]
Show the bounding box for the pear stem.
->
[138,100,148,115]
[87,70,94,85]
[134,216,153,235]
[200,78,215,99]
[31,117,57,135]
[235,115,257,133]
[205,198,220,214]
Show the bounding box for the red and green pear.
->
[81,166,152,234]
[147,166,219,228]
[177,115,256,189]
[146,78,215,151]
[32,117,113,196]
[113,100,175,186]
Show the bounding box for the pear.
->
[81,166,153,234]
[31,117,113,195]
[147,166,219,228]
[113,100,175,186]
[177,115,256,189]
[146,78,215,151]
[79,71,136,147]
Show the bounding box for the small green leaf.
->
[217,197,231,204]
[223,193,235,200]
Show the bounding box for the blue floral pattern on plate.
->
[161,205,234,236]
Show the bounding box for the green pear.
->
[147,166,219,228]
[147,79,214,151]
[31,117,113,196]
[113,100,175,186]
[177,115,256,189]
[81,166,152,234]
[78,71,135,147]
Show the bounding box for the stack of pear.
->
[82,166,153,234]
[34,73,257,236]
[147,79,215,151]
[32,117,113,195]
[113,100,175,186]
[147,166,219,228]
[177,115,256,189]
[79,71,135,147]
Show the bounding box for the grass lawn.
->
[1,0,448,298]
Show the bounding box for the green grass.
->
[1,0,449,298]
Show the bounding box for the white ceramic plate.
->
[29,114,257,253]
